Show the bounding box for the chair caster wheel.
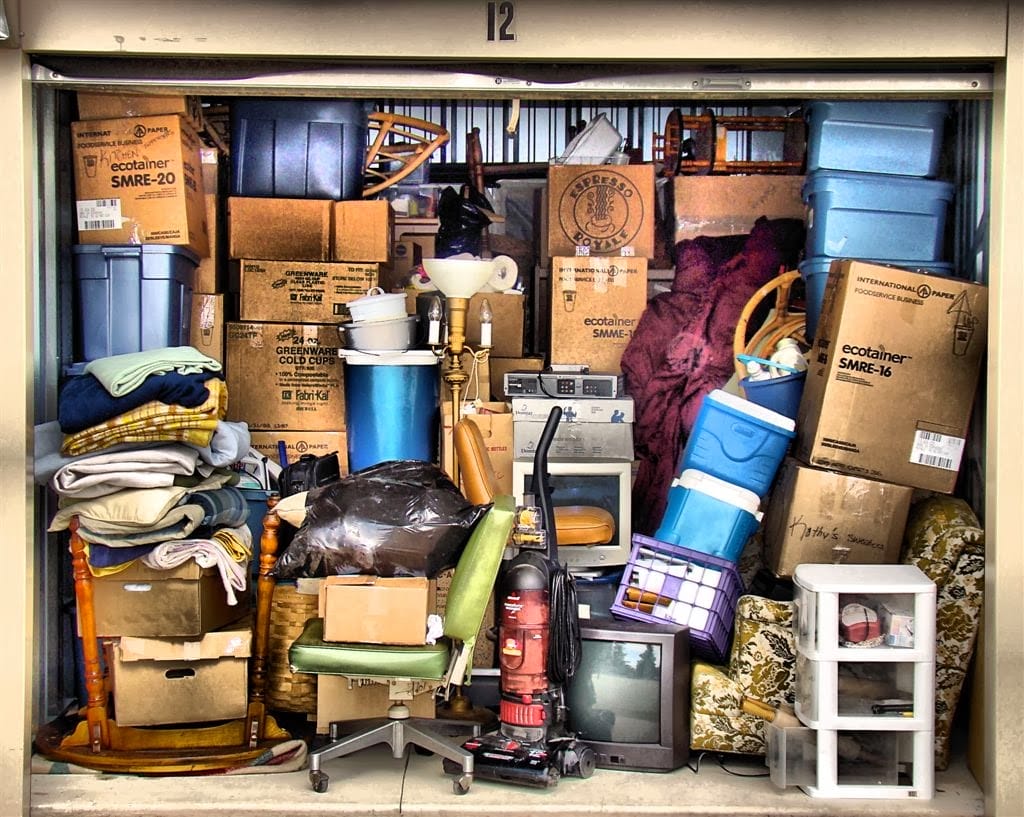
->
[310,770,329,793]
[454,773,472,795]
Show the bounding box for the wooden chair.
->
[33,501,291,774]
[732,269,807,382]
[363,112,450,197]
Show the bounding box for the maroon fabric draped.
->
[621,217,806,535]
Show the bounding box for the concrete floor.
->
[30,735,984,817]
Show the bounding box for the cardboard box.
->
[441,402,514,495]
[239,259,378,323]
[71,114,209,257]
[316,674,435,735]
[227,197,332,261]
[547,164,656,259]
[110,623,251,726]
[320,576,437,645]
[762,457,915,579]
[189,292,225,364]
[796,260,988,492]
[405,290,525,358]
[194,146,225,293]
[86,560,247,638]
[511,396,635,424]
[332,200,394,262]
[670,175,805,244]
[513,420,634,461]
[550,256,648,374]
[76,92,205,132]
[489,356,545,401]
[225,322,344,432]
[249,430,348,473]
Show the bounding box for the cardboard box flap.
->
[117,622,253,663]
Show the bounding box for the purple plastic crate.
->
[611,534,745,663]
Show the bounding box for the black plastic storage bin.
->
[230,98,371,200]
[72,244,198,362]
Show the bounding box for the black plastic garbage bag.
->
[435,184,495,258]
[270,460,489,579]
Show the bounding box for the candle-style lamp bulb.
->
[427,295,443,346]
[479,297,493,348]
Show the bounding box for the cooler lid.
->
[707,388,796,433]
[338,348,439,366]
[675,469,762,516]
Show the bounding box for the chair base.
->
[309,715,481,794]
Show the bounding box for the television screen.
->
[565,617,690,772]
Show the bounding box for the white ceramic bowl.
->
[338,316,418,352]
[346,287,409,323]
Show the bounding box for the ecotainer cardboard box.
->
[249,430,348,472]
[547,164,656,259]
[190,292,225,364]
[441,402,513,494]
[228,197,332,261]
[109,623,251,727]
[762,457,916,579]
[225,321,344,431]
[669,175,806,244]
[332,199,394,262]
[550,256,648,373]
[239,259,379,323]
[319,576,437,645]
[85,560,247,638]
[71,114,209,257]
[796,260,988,493]
[76,91,206,132]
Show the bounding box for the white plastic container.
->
[345,287,409,323]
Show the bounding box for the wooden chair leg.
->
[247,495,281,747]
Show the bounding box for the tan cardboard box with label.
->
[189,292,225,364]
[332,199,394,262]
[249,430,348,473]
[670,175,806,244]
[225,322,345,431]
[762,457,915,579]
[109,623,251,727]
[194,146,225,293]
[239,259,378,323]
[71,114,209,257]
[320,577,437,645]
[75,92,205,132]
[441,402,514,495]
[228,197,332,261]
[550,256,648,374]
[796,260,988,493]
[547,164,656,260]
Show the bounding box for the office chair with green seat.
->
[288,494,515,795]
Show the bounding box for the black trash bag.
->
[270,460,489,579]
[435,184,495,258]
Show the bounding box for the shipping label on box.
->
[513,420,634,461]
[239,259,378,323]
[511,396,634,424]
[71,114,209,257]
[670,176,805,244]
[441,402,514,495]
[332,199,395,262]
[547,164,656,259]
[796,260,988,493]
[550,256,648,374]
[250,430,348,473]
[762,457,915,579]
[320,576,437,645]
[225,322,344,431]
[228,197,332,261]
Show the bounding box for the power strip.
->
[504,370,624,398]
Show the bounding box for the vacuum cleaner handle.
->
[529,405,562,559]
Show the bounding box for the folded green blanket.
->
[84,346,222,397]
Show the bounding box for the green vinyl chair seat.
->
[289,617,452,680]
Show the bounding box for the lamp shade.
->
[421,258,496,299]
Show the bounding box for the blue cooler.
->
[654,470,763,562]
[681,389,796,497]
[340,349,440,472]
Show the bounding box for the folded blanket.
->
[50,444,201,500]
[49,485,190,532]
[60,378,227,458]
[84,541,159,573]
[84,346,222,398]
[76,505,206,547]
[58,371,221,434]
[142,525,252,605]
[188,420,251,468]
[34,421,165,485]
[189,486,251,529]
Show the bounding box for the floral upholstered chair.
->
[901,494,985,770]
[690,595,797,755]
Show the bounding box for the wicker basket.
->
[266,582,319,714]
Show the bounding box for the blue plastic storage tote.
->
[681,389,795,497]
[805,100,949,177]
[802,170,953,262]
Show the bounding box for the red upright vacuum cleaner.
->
[445,406,596,788]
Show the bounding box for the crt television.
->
[510,458,632,570]
[565,617,690,772]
